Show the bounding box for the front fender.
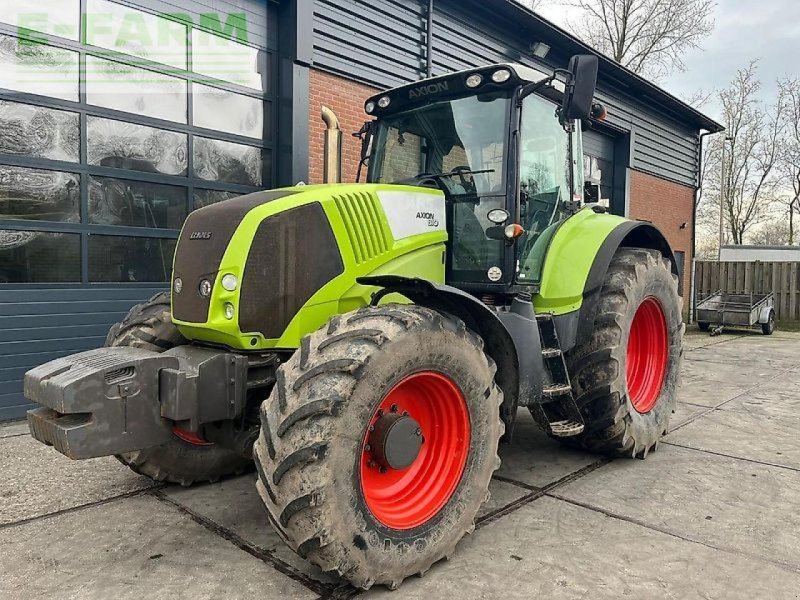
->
[534,207,677,351]
[357,275,521,436]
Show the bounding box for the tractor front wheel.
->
[253,304,503,590]
[565,248,683,458]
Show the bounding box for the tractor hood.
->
[170,184,447,350]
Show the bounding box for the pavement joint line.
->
[0,432,29,439]
[546,492,800,575]
[150,488,332,597]
[0,485,162,531]
[491,473,541,492]
[668,366,796,434]
[684,334,746,352]
[475,457,613,529]
[662,440,800,473]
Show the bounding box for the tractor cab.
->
[361,58,601,294]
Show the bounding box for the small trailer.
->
[696,291,776,335]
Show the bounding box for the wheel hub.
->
[367,412,423,471]
[360,371,471,530]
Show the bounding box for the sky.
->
[535,0,800,119]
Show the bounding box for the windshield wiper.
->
[413,168,495,179]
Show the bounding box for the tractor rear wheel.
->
[253,304,503,590]
[563,248,683,458]
[108,292,252,485]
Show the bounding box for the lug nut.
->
[390,404,398,413]
[379,466,387,474]
[364,444,371,452]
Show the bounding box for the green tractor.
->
[25,55,682,589]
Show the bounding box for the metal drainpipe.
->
[321,106,342,183]
[690,130,714,324]
[426,0,434,78]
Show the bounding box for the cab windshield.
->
[368,91,511,195]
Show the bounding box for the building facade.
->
[0,0,720,420]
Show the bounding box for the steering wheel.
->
[450,165,476,191]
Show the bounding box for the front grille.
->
[334,191,389,264]
[172,189,299,323]
[239,202,344,339]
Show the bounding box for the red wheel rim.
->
[360,371,471,530]
[173,427,213,446]
[626,297,669,413]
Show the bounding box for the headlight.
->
[365,100,375,114]
[224,302,235,320]
[199,279,212,297]
[221,273,238,292]
[491,69,511,83]
[173,277,182,294]
[378,96,391,108]
[465,73,483,88]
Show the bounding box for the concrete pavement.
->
[2,328,799,599]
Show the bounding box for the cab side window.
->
[516,94,570,284]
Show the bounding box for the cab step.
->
[529,313,585,438]
[550,420,585,437]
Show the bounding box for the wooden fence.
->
[694,260,800,321]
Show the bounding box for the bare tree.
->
[566,0,715,80]
[516,0,544,10]
[704,62,786,245]
[778,77,800,243]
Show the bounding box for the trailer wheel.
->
[762,311,775,335]
[564,248,683,458]
[108,292,252,486]
[253,304,503,590]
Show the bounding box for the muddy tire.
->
[253,304,503,590]
[563,248,683,458]
[108,292,252,486]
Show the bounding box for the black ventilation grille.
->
[172,190,298,323]
[239,202,344,340]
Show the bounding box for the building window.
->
[193,137,263,186]
[5,0,80,41]
[0,229,80,282]
[0,100,79,162]
[88,177,186,229]
[85,55,187,123]
[0,34,79,100]
[192,83,263,138]
[191,28,264,91]
[87,116,187,175]
[0,166,80,222]
[88,234,176,282]
[0,3,273,287]
[84,0,187,69]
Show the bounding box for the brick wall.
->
[628,169,694,299]
[308,69,380,184]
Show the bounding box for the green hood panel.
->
[173,183,446,350]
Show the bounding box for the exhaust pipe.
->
[321,105,342,183]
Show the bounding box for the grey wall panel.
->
[312,0,425,87]
[0,286,165,421]
[311,0,702,187]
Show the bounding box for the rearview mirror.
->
[561,55,598,120]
